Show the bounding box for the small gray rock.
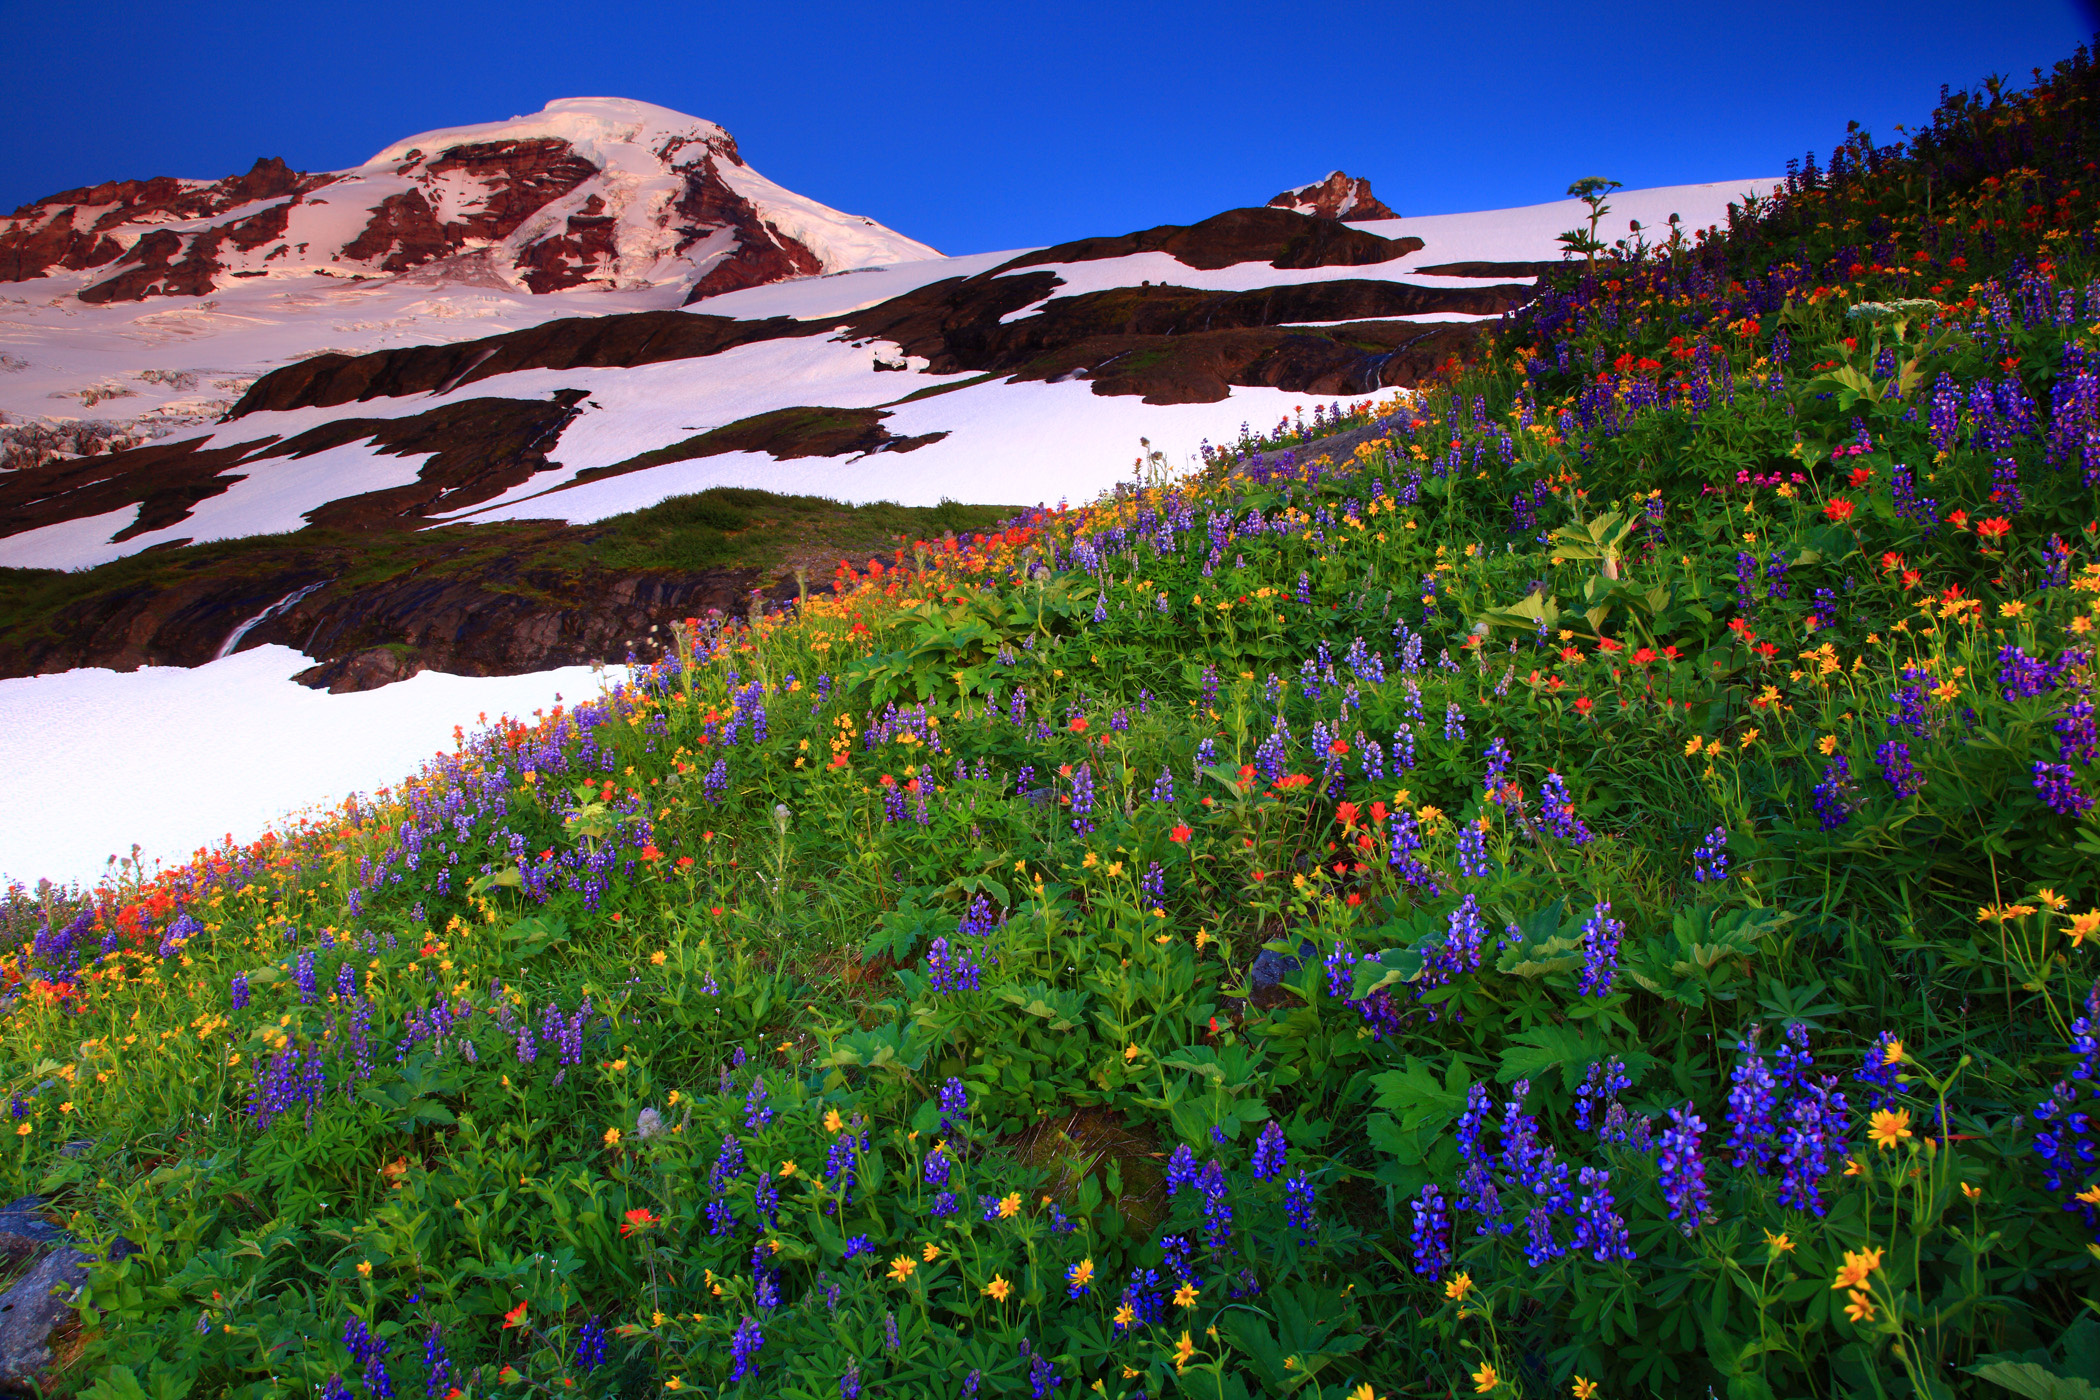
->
[0,1245,89,1393]
[1250,940,1317,1008]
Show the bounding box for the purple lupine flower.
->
[924,1143,952,1188]
[1251,1121,1288,1181]
[1456,822,1492,878]
[1810,756,1857,831]
[1571,1166,1635,1262]
[1537,771,1591,844]
[2058,698,2097,766]
[230,971,250,1011]
[1777,1077,1849,1216]
[839,1361,862,1399]
[295,950,317,1004]
[1481,737,1511,796]
[2001,645,2053,701]
[1692,826,1729,883]
[1284,1171,1317,1243]
[938,1077,971,1136]
[729,1317,765,1383]
[1443,703,1466,743]
[1576,901,1624,997]
[1410,1183,1452,1275]
[2036,761,2097,817]
[422,1325,452,1399]
[1657,1106,1710,1235]
[1876,740,1924,798]
[842,1234,873,1262]
[1855,1031,1905,1109]
[1164,1142,1199,1194]
[925,936,981,994]
[1726,1027,1779,1172]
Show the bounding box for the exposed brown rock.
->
[337,188,452,272]
[413,139,598,244]
[1267,171,1397,222]
[1,157,336,290]
[516,193,621,293]
[673,151,824,301]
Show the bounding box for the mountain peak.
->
[0,98,938,302]
[1267,171,1396,223]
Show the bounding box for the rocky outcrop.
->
[0,1195,138,1395]
[1267,171,1397,223]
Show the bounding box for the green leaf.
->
[1970,1362,2100,1400]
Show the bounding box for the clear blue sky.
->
[5,1,2092,257]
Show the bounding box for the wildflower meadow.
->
[9,44,2100,1400]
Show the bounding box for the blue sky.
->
[5,1,2092,257]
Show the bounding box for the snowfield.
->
[0,646,625,891]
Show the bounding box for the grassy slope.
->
[5,47,2100,1400]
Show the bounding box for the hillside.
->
[4,41,2100,1400]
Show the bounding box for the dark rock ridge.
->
[0,394,587,540]
[990,206,1419,275]
[0,530,805,693]
[1266,171,1397,223]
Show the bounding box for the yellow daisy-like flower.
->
[886,1254,916,1283]
[1869,1108,1914,1151]
[1683,735,1704,757]
[1173,1281,1199,1308]
[998,1191,1022,1219]
[983,1275,1012,1302]
[356,1260,374,1277]
[2039,888,2070,911]
[1881,1038,1904,1067]
[1961,1182,1983,1200]
[1763,1229,1794,1255]
[822,1108,845,1134]
[649,950,667,966]
[1173,1331,1196,1373]
[1113,1303,1136,1328]
[2068,910,2100,948]
[1443,1271,1474,1303]
[1831,1246,1884,1291]
[1472,1362,1500,1394]
[1350,1386,1385,1400]
[922,1242,941,1263]
[1123,1044,1142,1063]
[2077,1185,2100,1206]
[602,1126,621,1147]
[1572,1379,1600,1400]
[779,1160,797,1177]
[1844,1288,1876,1323]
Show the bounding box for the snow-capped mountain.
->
[0,98,939,303]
